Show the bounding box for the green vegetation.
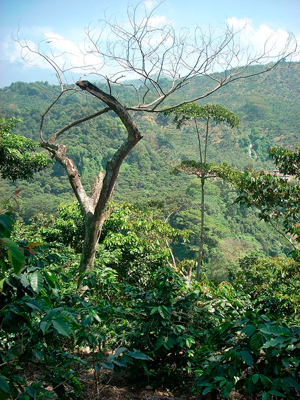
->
[0,62,299,399]
[164,103,240,280]
[0,186,299,398]
[0,117,51,181]
[1,62,300,278]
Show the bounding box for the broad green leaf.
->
[44,307,63,320]
[250,333,262,352]
[7,250,23,275]
[282,358,290,368]
[240,350,254,366]
[202,386,213,395]
[44,271,57,288]
[186,337,195,348]
[268,390,285,397]
[127,350,151,360]
[222,381,233,398]
[26,386,36,398]
[2,238,25,263]
[0,375,10,393]
[30,272,43,293]
[20,274,30,287]
[52,316,72,337]
[101,361,114,370]
[242,324,256,337]
[290,357,300,366]
[112,358,128,367]
[252,374,260,384]
[157,306,165,319]
[175,324,185,333]
[94,365,101,373]
[260,375,272,386]
[262,336,288,348]
[26,301,43,312]
[260,325,290,335]
[214,377,227,383]
[0,215,13,232]
[89,308,101,323]
[87,334,97,346]
[282,376,300,390]
[262,392,270,400]
[114,347,127,358]
[0,278,5,292]
[150,307,158,315]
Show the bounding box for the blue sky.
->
[0,0,299,87]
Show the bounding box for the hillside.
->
[0,61,299,279]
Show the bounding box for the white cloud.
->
[3,13,299,86]
[226,17,299,61]
[226,17,252,31]
[3,29,104,77]
[144,0,158,10]
[148,15,168,28]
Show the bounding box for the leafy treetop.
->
[164,103,240,129]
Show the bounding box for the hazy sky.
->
[0,0,299,87]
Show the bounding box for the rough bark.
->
[42,81,143,275]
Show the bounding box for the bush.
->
[194,311,300,399]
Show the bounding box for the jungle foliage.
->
[0,189,299,399]
[0,63,299,399]
[1,62,300,280]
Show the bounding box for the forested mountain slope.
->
[1,61,299,279]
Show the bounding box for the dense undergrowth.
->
[1,195,299,399]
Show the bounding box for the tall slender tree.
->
[165,104,239,280]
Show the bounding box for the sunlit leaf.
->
[30,272,43,293]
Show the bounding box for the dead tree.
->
[16,2,298,276]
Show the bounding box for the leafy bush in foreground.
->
[194,311,300,399]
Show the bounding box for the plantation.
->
[0,3,300,397]
[0,143,299,399]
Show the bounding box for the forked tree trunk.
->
[42,81,143,277]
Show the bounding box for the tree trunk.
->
[79,214,102,273]
[196,173,205,281]
[42,81,143,277]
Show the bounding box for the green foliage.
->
[1,67,300,397]
[0,247,85,399]
[269,146,300,178]
[1,191,299,398]
[99,203,188,286]
[29,202,85,252]
[194,312,300,399]
[234,146,300,257]
[0,191,25,276]
[0,117,51,181]
[234,254,300,324]
[26,201,188,287]
[114,267,202,384]
[164,103,240,129]
[1,67,299,270]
